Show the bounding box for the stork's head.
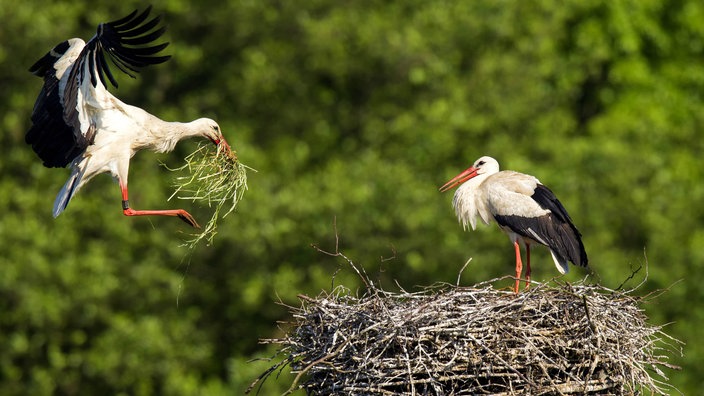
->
[195,118,225,145]
[194,118,233,157]
[439,156,500,192]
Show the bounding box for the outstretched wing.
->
[69,5,171,91]
[26,39,88,167]
[26,7,171,168]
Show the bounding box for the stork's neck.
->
[136,116,207,154]
[452,172,493,230]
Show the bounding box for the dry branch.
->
[253,278,682,395]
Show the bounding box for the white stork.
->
[26,7,232,228]
[440,156,588,293]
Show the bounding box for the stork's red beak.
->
[439,166,479,192]
[213,136,236,160]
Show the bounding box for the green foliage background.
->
[1,0,702,394]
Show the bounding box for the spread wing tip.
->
[86,7,171,89]
[28,40,74,76]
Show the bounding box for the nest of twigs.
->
[167,142,250,247]
[253,274,682,395]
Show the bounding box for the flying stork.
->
[440,156,588,293]
[26,6,232,228]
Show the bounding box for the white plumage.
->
[441,156,588,292]
[26,7,231,228]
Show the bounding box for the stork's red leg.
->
[513,240,522,293]
[525,243,531,289]
[120,183,200,228]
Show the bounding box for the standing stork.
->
[440,156,588,293]
[26,6,232,228]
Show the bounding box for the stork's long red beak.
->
[439,166,479,192]
[213,136,236,160]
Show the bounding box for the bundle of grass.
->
[167,142,250,247]
[253,278,682,395]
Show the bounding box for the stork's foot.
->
[176,210,200,229]
[122,202,201,229]
[524,272,532,290]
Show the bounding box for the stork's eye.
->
[477,160,486,166]
[212,125,219,131]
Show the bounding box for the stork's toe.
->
[177,210,200,229]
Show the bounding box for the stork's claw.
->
[177,210,200,229]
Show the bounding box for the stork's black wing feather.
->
[28,40,71,77]
[76,5,171,91]
[531,184,573,224]
[530,184,587,267]
[495,184,588,268]
[107,8,141,28]
[26,40,91,167]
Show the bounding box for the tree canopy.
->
[1,0,701,394]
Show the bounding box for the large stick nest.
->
[254,274,681,395]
